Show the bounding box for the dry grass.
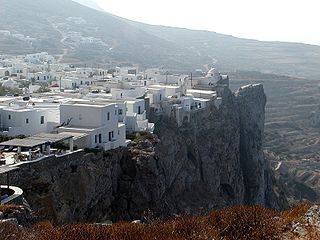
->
[0,204,317,240]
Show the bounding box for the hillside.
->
[0,0,207,69]
[0,0,320,78]
[129,22,320,79]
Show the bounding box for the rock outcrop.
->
[6,84,286,224]
[236,84,267,204]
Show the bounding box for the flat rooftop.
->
[59,126,98,132]
[0,138,49,148]
[125,99,144,104]
[0,133,74,148]
[150,84,180,89]
[59,132,88,140]
[62,102,115,108]
[31,133,74,143]
[187,89,217,95]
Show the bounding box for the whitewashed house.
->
[149,84,182,98]
[0,68,11,77]
[0,104,60,136]
[27,71,52,82]
[186,89,217,99]
[146,87,166,108]
[180,96,211,111]
[25,52,55,64]
[75,67,94,77]
[60,76,92,89]
[58,103,127,150]
[125,99,154,133]
[110,87,145,100]
[11,63,27,77]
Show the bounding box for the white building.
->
[60,76,92,89]
[110,87,145,100]
[148,84,182,98]
[0,104,59,136]
[146,87,166,108]
[25,52,55,64]
[186,89,217,99]
[58,103,127,150]
[125,99,154,133]
[75,67,94,77]
[180,96,211,111]
[0,67,11,77]
[27,71,52,82]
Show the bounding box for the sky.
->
[96,0,320,46]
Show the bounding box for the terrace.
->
[0,133,75,165]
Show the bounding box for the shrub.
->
[0,204,316,240]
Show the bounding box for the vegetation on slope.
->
[0,204,318,240]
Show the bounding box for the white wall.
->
[0,108,59,136]
[126,99,145,115]
[111,87,145,99]
[60,103,121,148]
[61,77,92,89]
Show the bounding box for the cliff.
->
[6,84,286,224]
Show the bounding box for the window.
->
[115,110,117,115]
[107,112,110,120]
[26,118,29,124]
[138,106,141,114]
[111,131,114,138]
[160,94,162,101]
[108,132,112,141]
[118,130,120,135]
[40,116,45,124]
[118,109,123,115]
[8,115,11,120]
[98,134,102,143]
[95,135,98,143]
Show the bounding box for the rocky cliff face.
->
[7,84,285,224]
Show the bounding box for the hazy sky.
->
[96,0,320,46]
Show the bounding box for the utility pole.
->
[166,71,168,85]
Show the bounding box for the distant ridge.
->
[0,0,320,79]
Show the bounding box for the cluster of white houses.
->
[0,53,229,164]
